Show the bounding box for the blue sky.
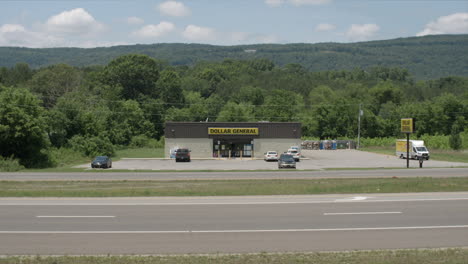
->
[0,0,467,48]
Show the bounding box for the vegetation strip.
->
[1,248,468,264]
[359,147,468,163]
[1,177,467,197]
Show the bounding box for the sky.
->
[0,0,467,48]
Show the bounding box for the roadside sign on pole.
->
[401,118,414,168]
[401,118,414,134]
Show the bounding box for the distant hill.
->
[1,34,467,80]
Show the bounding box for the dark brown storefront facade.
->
[165,122,301,158]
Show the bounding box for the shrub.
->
[0,156,25,172]
[68,135,115,157]
[449,123,463,150]
[129,135,164,148]
[49,148,87,167]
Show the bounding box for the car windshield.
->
[280,154,294,161]
[267,152,277,155]
[288,150,298,154]
[94,156,107,161]
[177,149,189,153]
[416,147,427,152]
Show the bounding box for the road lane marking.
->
[324,212,402,215]
[36,216,116,218]
[1,225,468,234]
[335,196,370,202]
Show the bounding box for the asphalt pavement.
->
[73,150,467,170]
[1,167,468,181]
[1,192,467,254]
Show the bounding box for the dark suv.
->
[175,148,191,162]
[278,154,296,169]
[91,156,112,169]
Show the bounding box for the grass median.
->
[1,248,467,264]
[360,146,468,163]
[1,177,468,197]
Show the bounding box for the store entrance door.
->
[213,138,253,158]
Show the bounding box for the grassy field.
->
[114,147,165,160]
[1,248,467,264]
[1,177,467,197]
[359,147,468,163]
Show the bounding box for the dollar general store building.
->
[165,122,301,158]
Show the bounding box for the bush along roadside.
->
[0,156,25,172]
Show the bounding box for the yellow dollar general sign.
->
[401,118,414,133]
[208,127,259,135]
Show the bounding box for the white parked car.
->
[264,151,279,161]
[286,148,301,161]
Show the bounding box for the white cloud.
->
[45,8,105,35]
[315,23,336,32]
[265,0,331,7]
[127,16,144,25]
[182,25,216,42]
[132,22,175,38]
[417,13,468,36]
[158,1,190,17]
[346,23,379,41]
[0,23,63,47]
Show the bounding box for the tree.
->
[449,117,464,150]
[308,85,337,106]
[157,70,184,109]
[233,86,264,106]
[0,86,53,168]
[106,100,154,145]
[259,89,304,122]
[29,64,83,108]
[101,54,162,100]
[216,102,254,122]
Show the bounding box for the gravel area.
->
[75,150,467,170]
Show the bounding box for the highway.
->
[1,192,468,254]
[1,167,468,181]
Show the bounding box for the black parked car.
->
[278,154,296,169]
[91,156,112,168]
[175,148,191,162]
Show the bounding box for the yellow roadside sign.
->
[401,118,414,133]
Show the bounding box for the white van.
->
[396,140,430,160]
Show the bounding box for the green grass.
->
[1,177,468,197]
[114,147,165,160]
[359,147,468,163]
[1,248,467,264]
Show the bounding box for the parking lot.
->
[77,150,467,170]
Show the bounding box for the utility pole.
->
[357,103,362,149]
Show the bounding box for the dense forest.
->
[0,35,467,80]
[1,53,467,168]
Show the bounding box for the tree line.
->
[1,34,467,80]
[1,54,467,168]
